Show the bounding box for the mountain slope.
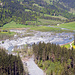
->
[0,0,75,27]
[22,0,75,16]
[0,0,37,26]
[59,0,75,8]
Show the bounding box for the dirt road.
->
[22,57,44,75]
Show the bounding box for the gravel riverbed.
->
[0,29,74,51]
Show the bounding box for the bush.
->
[2,41,4,44]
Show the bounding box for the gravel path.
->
[22,57,44,75]
[70,41,74,49]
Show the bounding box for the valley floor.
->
[0,28,74,75]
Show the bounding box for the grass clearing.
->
[44,14,67,20]
[30,26,60,32]
[0,31,15,40]
[26,21,36,25]
[0,32,15,35]
[2,21,34,29]
[61,41,75,49]
[56,21,75,30]
[37,19,62,25]
[30,26,72,32]
[61,44,70,49]
[2,19,63,29]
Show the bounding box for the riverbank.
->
[60,41,74,49]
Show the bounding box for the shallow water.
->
[6,31,74,52]
[0,29,74,53]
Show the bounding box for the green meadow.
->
[0,31,15,40]
[37,19,62,25]
[61,44,70,49]
[30,26,73,32]
[61,41,75,49]
[1,20,75,33]
[2,19,62,29]
[2,21,33,29]
[44,14,67,20]
[30,26,61,32]
[56,21,75,30]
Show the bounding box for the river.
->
[0,29,74,52]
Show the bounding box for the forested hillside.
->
[22,0,74,17]
[0,0,37,27]
[41,0,75,9]
[0,0,75,27]
[59,0,75,8]
[33,42,75,75]
[0,48,26,75]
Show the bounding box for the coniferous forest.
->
[33,42,75,75]
[0,48,26,75]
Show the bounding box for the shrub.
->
[2,41,4,44]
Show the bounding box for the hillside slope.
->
[0,0,75,27]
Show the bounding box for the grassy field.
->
[26,21,36,25]
[44,14,67,20]
[30,26,61,32]
[2,19,63,29]
[2,21,33,29]
[61,41,75,49]
[2,21,74,32]
[61,44,70,49]
[30,26,72,32]
[0,31,15,40]
[37,19,62,25]
[1,20,74,33]
[0,32,15,35]
[56,22,75,30]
